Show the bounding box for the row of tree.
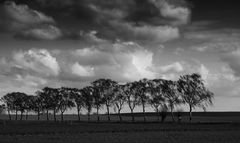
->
[0,73,214,122]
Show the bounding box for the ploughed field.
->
[1,112,240,143]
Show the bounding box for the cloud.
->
[79,31,106,43]
[221,48,240,77]
[88,4,127,20]
[2,1,54,31]
[88,0,190,42]
[0,1,63,40]
[72,48,116,66]
[149,0,191,25]
[109,21,180,43]
[66,41,156,81]
[3,42,152,84]
[182,27,240,53]
[12,49,60,76]
[15,24,62,40]
[157,62,184,73]
[64,30,107,44]
[0,48,63,93]
[15,74,47,87]
[130,49,155,79]
[151,60,211,81]
[1,0,190,42]
[71,63,95,77]
[192,42,240,53]
[198,64,209,81]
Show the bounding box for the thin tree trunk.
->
[156,109,160,122]
[77,107,80,121]
[88,111,90,122]
[107,105,110,122]
[161,111,167,123]
[8,109,11,120]
[171,106,175,122]
[97,108,100,122]
[15,110,18,120]
[25,111,28,120]
[20,111,23,120]
[46,110,49,121]
[131,109,134,122]
[118,109,122,122]
[142,103,146,122]
[61,112,64,122]
[189,104,192,122]
[37,110,40,121]
[53,109,56,122]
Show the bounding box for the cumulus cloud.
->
[2,1,54,31]
[86,0,190,42]
[72,48,116,66]
[15,25,62,40]
[0,48,63,92]
[0,1,63,40]
[15,74,47,87]
[221,48,240,77]
[71,63,95,77]
[109,21,180,42]
[67,41,156,81]
[65,30,107,44]
[12,49,60,76]
[149,0,191,25]
[151,60,211,81]
[130,49,155,79]
[157,62,184,73]
[198,64,209,81]
[1,0,190,42]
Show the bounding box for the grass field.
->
[1,112,240,143]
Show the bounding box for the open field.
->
[1,122,240,143]
[1,112,240,122]
[1,112,240,143]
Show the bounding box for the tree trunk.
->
[106,105,110,122]
[142,103,146,122]
[53,109,56,122]
[77,107,81,121]
[15,110,18,120]
[20,111,23,120]
[161,111,167,123]
[46,110,49,121]
[156,109,160,122]
[37,110,40,121]
[88,111,90,122]
[25,111,28,120]
[8,109,11,120]
[131,109,134,122]
[189,104,192,122]
[170,106,175,122]
[97,108,100,122]
[118,110,122,122]
[61,112,64,122]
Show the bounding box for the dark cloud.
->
[1,0,191,42]
[0,1,62,40]
[189,0,240,28]
[1,1,55,30]
[14,24,62,40]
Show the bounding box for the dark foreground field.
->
[1,112,240,143]
[1,121,240,143]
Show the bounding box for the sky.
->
[0,0,240,112]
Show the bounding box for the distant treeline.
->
[0,73,214,122]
